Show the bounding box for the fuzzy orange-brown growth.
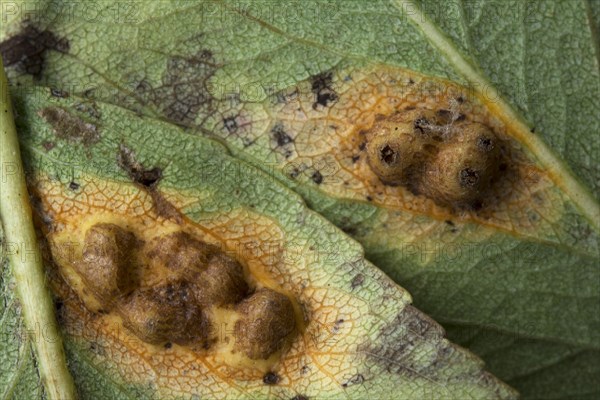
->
[234,288,297,360]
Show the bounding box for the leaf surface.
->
[0,1,598,398]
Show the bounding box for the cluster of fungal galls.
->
[366,108,503,209]
[74,224,296,360]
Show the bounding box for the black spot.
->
[342,374,365,388]
[436,109,452,120]
[459,168,479,187]
[445,220,455,227]
[311,171,323,185]
[456,96,465,103]
[351,155,360,163]
[455,113,466,122]
[50,88,69,98]
[351,274,364,290]
[414,117,430,133]
[223,116,238,134]
[263,372,280,385]
[477,136,494,152]
[358,142,366,151]
[272,123,294,147]
[291,395,308,400]
[68,181,80,191]
[408,78,415,85]
[530,127,536,133]
[379,145,397,165]
[311,71,338,109]
[164,342,172,349]
[289,168,300,179]
[117,145,163,188]
[366,196,373,201]
[0,25,69,78]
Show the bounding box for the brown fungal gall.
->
[192,253,249,307]
[146,231,219,276]
[234,288,296,359]
[78,223,139,306]
[420,123,501,207]
[119,281,210,346]
[366,108,503,209]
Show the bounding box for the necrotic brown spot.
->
[39,107,100,146]
[0,25,69,78]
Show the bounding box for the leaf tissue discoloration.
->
[38,106,100,146]
[311,71,338,109]
[0,25,69,78]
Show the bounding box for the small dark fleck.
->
[223,116,238,134]
[470,199,483,211]
[351,274,364,290]
[351,155,360,163]
[499,163,508,171]
[445,220,455,226]
[455,113,466,121]
[436,109,452,120]
[42,141,55,151]
[311,171,323,185]
[358,142,366,151]
[311,71,338,109]
[50,88,69,98]
[459,168,479,187]
[414,117,430,133]
[477,136,494,152]
[530,127,536,133]
[164,342,172,349]
[408,78,415,84]
[272,123,294,147]
[366,196,373,201]
[379,145,397,165]
[289,168,300,179]
[456,96,465,103]
[342,373,365,388]
[263,372,280,385]
[68,181,80,191]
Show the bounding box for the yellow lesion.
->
[33,174,378,397]
[212,66,564,240]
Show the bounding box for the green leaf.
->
[1,1,598,398]
[0,86,515,398]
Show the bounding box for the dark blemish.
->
[0,25,69,78]
[38,107,100,146]
[333,319,344,333]
[459,168,479,187]
[358,142,366,151]
[456,96,465,103]
[470,199,483,211]
[272,123,294,147]
[147,47,218,126]
[379,145,396,165]
[436,109,452,120]
[164,342,172,349]
[351,274,364,290]
[300,365,310,375]
[291,396,308,400]
[530,127,536,133]
[42,141,55,151]
[342,374,365,388]
[223,116,238,134]
[366,196,373,201]
[117,144,163,188]
[50,88,69,98]
[275,88,299,104]
[311,71,338,109]
[351,155,360,163]
[311,171,323,185]
[414,117,429,133]
[68,181,80,191]
[445,220,454,226]
[263,372,280,385]
[341,225,357,235]
[408,78,415,84]
[477,136,494,152]
[74,102,101,119]
[118,147,183,221]
[404,105,416,111]
[289,168,300,179]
